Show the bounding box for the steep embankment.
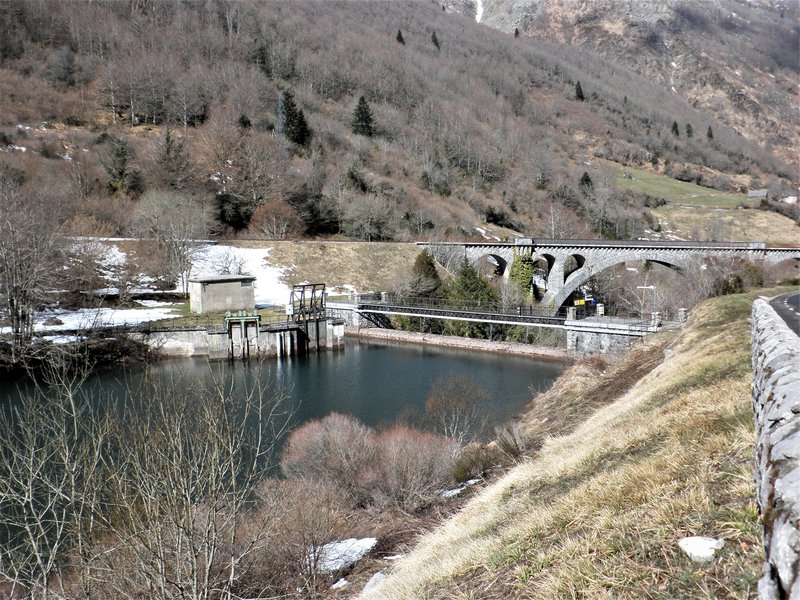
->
[360,288,792,599]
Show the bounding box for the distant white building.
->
[188,274,256,314]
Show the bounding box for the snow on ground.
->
[0,242,292,335]
[475,0,484,22]
[0,303,184,335]
[331,578,348,590]
[191,244,291,307]
[442,477,482,498]
[317,538,377,573]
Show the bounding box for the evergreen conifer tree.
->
[158,128,191,190]
[685,123,693,138]
[706,125,714,140]
[282,90,311,146]
[509,255,534,297]
[104,138,142,196]
[410,250,442,297]
[396,29,405,45]
[514,27,520,38]
[351,96,375,137]
[671,121,680,137]
[575,80,585,101]
[444,260,498,338]
[431,31,440,50]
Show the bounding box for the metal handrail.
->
[334,293,571,319]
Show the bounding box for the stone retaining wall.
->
[347,327,571,361]
[751,299,800,599]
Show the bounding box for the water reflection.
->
[2,338,565,437]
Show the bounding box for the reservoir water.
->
[2,338,565,436]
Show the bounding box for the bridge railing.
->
[339,293,574,319]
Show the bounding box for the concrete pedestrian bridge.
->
[420,239,800,312]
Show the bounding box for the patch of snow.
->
[191,245,291,307]
[331,578,348,590]
[735,70,741,77]
[9,145,27,152]
[475,0,484,23]
[678,536,724,563]
[442,477,482,498]
[362,571,387,595]
[0,305,183,335]
[136,300,177,308]
[671,86,677,93]
[317,537,377,573]
[670,61,677,68]
[384,553,405,561]
[442,485,466,498]
[41,335,84,345]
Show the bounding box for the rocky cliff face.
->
[444,0,799,172]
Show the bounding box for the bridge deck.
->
[330,295,658,335]
[418,239,797,250]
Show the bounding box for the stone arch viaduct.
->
[420,239,800,312]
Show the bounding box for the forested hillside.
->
[452,0,799,173]
[0,0,796,243]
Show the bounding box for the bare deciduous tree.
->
[0,347,108,600]
[99,372,291,600]
[0,166,64,358]
[425,373,488,447]
[250,199,304,240]
[132,190,212,296]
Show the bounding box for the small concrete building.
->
[188,274,256,314]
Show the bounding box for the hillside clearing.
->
[652,205,798,245]
[608,163,753,208]
[359,288,790,599]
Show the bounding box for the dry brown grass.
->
[519,335,677,449]
[358,288,792,600]
[235,240,421,293]
[654,205,799,246]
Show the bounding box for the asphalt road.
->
[769,291,800,336]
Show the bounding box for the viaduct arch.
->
[420,239,800,314]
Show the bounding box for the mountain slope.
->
[0,0,795,246]
[458,0,799,174]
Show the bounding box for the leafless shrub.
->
[425,373,488,446]
[372,425,459,512]
[281,413,459,512]
[281,412,378,505]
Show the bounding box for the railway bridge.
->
[420,239,799,313]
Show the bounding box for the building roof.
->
[189,274,256,284]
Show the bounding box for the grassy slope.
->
[235,240,420,293]
[654,206,799,246]
[602,163,798,245]
[609,165,752,208]
[360,288,792,599]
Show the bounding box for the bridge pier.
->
[421,240,798,315]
